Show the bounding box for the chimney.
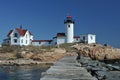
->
[20,24,22,29]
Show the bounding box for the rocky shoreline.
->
[73,44,120,80]
[0,46,76,66]
[0,59,54,66]
[0,44,120,80]
[77,56,120,80]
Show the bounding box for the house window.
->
[7,41,9,44]
[83,36,85,40]
[76,38,78,41]
[21,39,23,43]
[14,33,18,37]
[49,41,51,44]
[26,40,27,44]
[14,39,17,43]
[9,37,11,40]
[26,35,27,38]
[39,42,41,44]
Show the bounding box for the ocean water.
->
[0,64,51,80]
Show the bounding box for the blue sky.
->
[0,0,120,48]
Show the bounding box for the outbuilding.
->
[80,34,96,44]
[32,40,52,46]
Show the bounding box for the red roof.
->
[7,30,13,37]
[7,28,32,37]
[16,28,27,36]
[53,33,66,39]
[32,40,52,42]
[56,33,65,37]
[74,36,80,38]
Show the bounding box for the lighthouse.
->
[64,16,74,43]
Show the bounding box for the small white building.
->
[74,36,80,42]
[52,33,66,45]
[52,33,80,45]
[80,34,96,44]
[32,40,52,46]
[3,27,33,46]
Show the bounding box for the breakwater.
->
[40,56,97,80]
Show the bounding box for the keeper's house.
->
[3,26,33,46]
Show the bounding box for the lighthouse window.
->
[68,25,70,28]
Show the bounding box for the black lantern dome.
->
[64,16,75,24]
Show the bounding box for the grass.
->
[0,43,78,54]
[57,43,78,52]
[0,45,56,54]
[0,43,78,60]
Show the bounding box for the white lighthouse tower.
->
[64,16,74,43]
